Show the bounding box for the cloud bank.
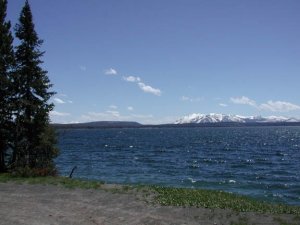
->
[53,98,66,104]
[104,68,117,75]
[230,96,300,112]
[260,101,300,112]
[50,111,70,117]
[180,96,203,102]
[123,75,161,96]
[123,76,141,82]
[219,103,228,107]
[137,82,161,96]
[230,96,256,107]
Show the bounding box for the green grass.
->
[151,186,300,215]
[1,173,300,215]
[0,173,103,189]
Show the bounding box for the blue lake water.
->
[56,126,300,205]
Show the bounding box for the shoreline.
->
[0,175,299,225]
[52,121,300,129]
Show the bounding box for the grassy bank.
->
[1,173,299,216]
[0,173,104,189]
[152,186,300,215]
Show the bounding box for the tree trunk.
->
[0,140,7,172]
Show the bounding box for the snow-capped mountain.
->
[175,113,300,124]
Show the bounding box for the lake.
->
[56,126,300,205]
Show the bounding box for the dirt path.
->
[0,183,298,225]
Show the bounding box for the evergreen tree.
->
[0,0,14,172]
[13,0,58,174]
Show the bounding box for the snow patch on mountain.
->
[175,113,299,124]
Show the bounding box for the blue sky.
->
[7,0,300,124]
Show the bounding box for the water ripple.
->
[56,126,300,205]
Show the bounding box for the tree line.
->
[0,0,58,176]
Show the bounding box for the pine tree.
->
[13,0,58,174]
[0,0,15,172]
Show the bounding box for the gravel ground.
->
[0,183,298,225]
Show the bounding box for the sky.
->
[6,0,300,124]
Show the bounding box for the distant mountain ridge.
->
[175,113,300,124]
[51,114,300,129]
[52,121,141,129]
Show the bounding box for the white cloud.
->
[138,82,161,96]
[106,110,120,117]
[127,106,134,111]
[180,96,203,102]
[80,111,157,123]
[81,110,132,122]
[230,96,257,107]
[122,75,161,96]
[50,111,70,117]
[130,114,153,119]
[53,98,66,104]
[82,111,122,121]
[104,68,117,75]
[53,96,73,104]
[181,96,189,101]
[123,76,141,82]
[259,101,300,112]
[229,96,300,112]
[219,103,228,107]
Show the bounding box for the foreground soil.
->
[0,183,299,225]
